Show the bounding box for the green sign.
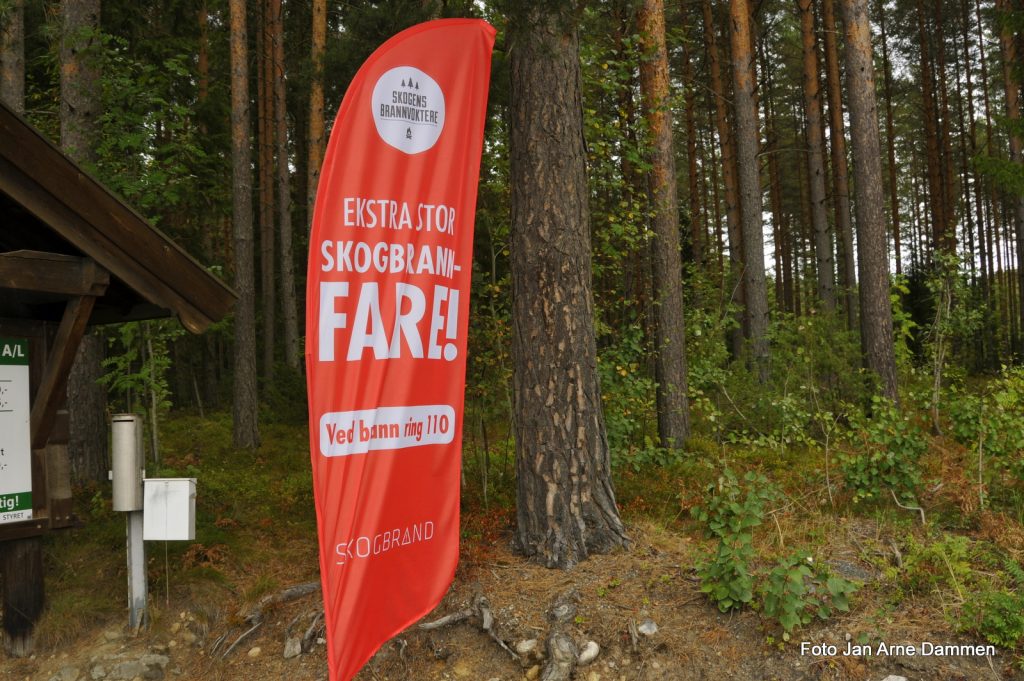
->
[0,338,32,524]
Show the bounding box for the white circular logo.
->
[371,66,445,154]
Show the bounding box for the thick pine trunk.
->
[822,0,858,329]
[231,0,260,449]
[508,4,628,569]
[729,0,770,381]
[841,0,899,401]
[1,0,24,113]
[799,0,836,311]
[639,0,691,447]
[61,0,107,485]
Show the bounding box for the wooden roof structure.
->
[0,101,236,333]
[0,99,236,539]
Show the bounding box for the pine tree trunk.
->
[60,0,108,486]
[508,3,628,569]
[730,0,770,381]
[258,0,276,382]
[799,0,836,311]
[841,0,899,401]
[915,0,945,258]
[998,0,1024,356]
[822,0,858,329]
[1,0,24,113]
[307,0,326,222]
[935,0,959,254]
[639,0,691,447]
[878,0,902,275]
[231,0,260,449]
[702,0,745,359]
[682,36,701,265]
[270,0,299,371]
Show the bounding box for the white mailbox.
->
[143,478,196,541]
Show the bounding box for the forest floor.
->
[1,413,1022,681]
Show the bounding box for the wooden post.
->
[1,536,44,656]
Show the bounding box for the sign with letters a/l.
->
[0,338,32,524]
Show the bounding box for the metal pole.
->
[126,510,147,630]
[112,414,146,630]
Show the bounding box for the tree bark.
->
[934,0,959,254]
[878,0,902,275]
[271,0,299,371]
[231,0,260,449]
[639,0,691,447]
[307,0,327,224]
[60,0,100,165]
[915,0,945,258]
[1,0,24,114]
[682,35,702,265]
[998,0,1024,356]
[702,0,745,358]
[729,0,770,381]
[258,0,276,382]
[799,0,836,311]
[822,0,858,329]
[508,3,629,569]
[60,0,107,485]
[841,0,899,400]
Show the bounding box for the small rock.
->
[48,666,80,681]
[283,638,302,660]
[880,677,908,681]
[103,629,122,642]
[586,673,602,681]
[515,639,538,656]
[578,641,600,666]
[247,647,261,658]
[138,654,168,669]
[180,632,197,646]
[637,619,658,637]
[525,664,541,680]
[452,661,472,677]
[90,665,107,680]
[109,661,146,680]
[169,623,180,634]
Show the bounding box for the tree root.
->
[419,594,520,661]
[540,589,579,681]
[212,581,322,657]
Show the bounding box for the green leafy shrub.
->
[760,551,857,637]
[840,397,925,504]
[692,469,778,611]
[902,533,973,598]
[947,367,1024,484]
[960,588,1024,650]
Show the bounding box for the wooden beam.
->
[0,156,218,333]
[30,295,95,449]
[0,251,109,297]
[0,107,237,330]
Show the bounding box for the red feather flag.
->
[305,18,495,681]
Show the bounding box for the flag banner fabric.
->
[305,18,495,681]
